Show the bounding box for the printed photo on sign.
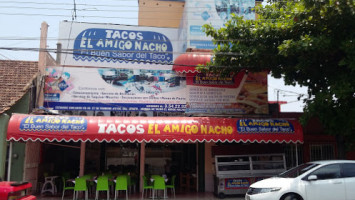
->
[44,67,186,112]
[185,71,268,115]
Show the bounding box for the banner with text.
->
[186,71,269,115]
[44,66,186,112]
[7,114,303,143]
[58,21,178,69]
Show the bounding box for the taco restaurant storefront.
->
[6,114,303,193]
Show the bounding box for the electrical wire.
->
[0,46,264,61]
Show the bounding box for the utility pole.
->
[37,21,48,108]
[23,21,48,192]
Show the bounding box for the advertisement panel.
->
[182,0,255,50]
[225,178,251,189]
[186,71,268,115]
[58,21,179,69]
[44,66,186,112]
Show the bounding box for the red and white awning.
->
[172,53,213,73]
[7,114,303,144]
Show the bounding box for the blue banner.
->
[73,28,174,64]
[225,178,250,189]
[44,102,186,112]
[19,116,88,132]
[237,119,295,133]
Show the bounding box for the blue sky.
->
[0,0,307,112]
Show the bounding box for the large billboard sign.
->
[178,0,255,51]
[44,66,186,112]
[59,21,178,69]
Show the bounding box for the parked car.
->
[245,160,355,200]
[0,181,36,200]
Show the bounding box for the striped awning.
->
[7,114,303,144]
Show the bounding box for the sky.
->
[0,0,308,112]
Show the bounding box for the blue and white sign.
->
[178,0,255,52]
[237,119,295,133]
[73,28,173,64]
[19,115,88,132]
[59,21,179,69]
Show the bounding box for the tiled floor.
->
[36,191,245,200]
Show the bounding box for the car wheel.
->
[281,193,302,200]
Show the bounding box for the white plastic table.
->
[41,176,59,195]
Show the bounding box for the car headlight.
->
[247,187,281,195]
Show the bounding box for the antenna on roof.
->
[72,0,77,20]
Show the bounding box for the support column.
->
[0,114,10,180]
[295,144,299,166]
[139,142,145,192]
[79,142,86,176]
[7,142,12,181]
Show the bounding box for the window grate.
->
[310,144,335,161]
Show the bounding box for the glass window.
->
[310,164,341,180]
[341,163,355,178]
[217,156,248,162]
[278,163,318,178]
[253,163,284,170]
[218,164,250,171]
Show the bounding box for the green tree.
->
[203,0,355,157]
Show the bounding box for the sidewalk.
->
[36,191,245,200]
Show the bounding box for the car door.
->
[341,163,355,200]
[304,164,346,200]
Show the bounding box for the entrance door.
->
[145,143,198,192]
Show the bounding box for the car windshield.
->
[278,163,319,178]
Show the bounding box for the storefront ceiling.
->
[7,114,303,144]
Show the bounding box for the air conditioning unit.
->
[78,111,94,116]
[94,111,111,116]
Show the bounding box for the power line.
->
[0,52,13,60]
[0,0,140,8]
[0,0,257,7]
[0,12,261,22]
[0,36,262,44]
[0,4,256,13]
[0,46,258,58]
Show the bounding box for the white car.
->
[245,160,355,200]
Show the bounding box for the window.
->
[341,163,355,178]
[279,163,318,178]
[309,164,341,180]
[310,144,335,161]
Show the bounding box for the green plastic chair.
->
[101,173,114,193]
[152,176,166,200]
[142,175,153,199]
[165,175,176,198]
[114,175,128,200]
[81,174,94,195]
[62,177,74,200]
[151,175,160,179]
[73,177,88,200]
[129,175,137,194]
[95,175,110,200]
